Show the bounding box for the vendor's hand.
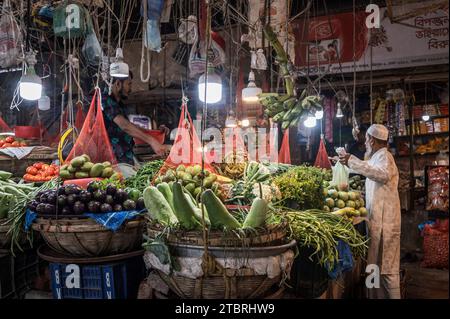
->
[154,144,171,156]
[159,125,170,136]
[339,153,351,166]
[329,156,339,164]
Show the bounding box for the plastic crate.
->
[49,255,145,299]
[288,246,330,299]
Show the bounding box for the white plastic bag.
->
[332,161,349,190]
[82,31,103,66]
[0,0,22,68]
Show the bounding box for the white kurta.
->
[348,148,401,278]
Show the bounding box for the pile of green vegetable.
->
[273,166,331,210]
[154,164,227,201]
[282,209,368,269]
[144,181,269,231]
[125,160,164,192]
[59,154,119,180]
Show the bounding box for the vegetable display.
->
[283,210,368,269]
[125,160,164,192]
[59,154,119,180]
[322,182,368,219]
[0,170,38,219]
[154,165,227,201]
[273,165,331,210]
[30,181,143,216]
[144,182,269,231]
[23,162,59,182]
[0,136,27,148]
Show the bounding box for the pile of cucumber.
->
[144,181,269,231]
[59,154,120,180]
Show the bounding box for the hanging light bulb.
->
[422,105,430,121]
[110,48,129,78]
[19,52,42,101]
[242,70,262,103]
[336,102,344,118]
[241,118,250,127]
[315,109,324,120]
[198,63,222,104]
[304,115,317,128]
[225,110,237,128]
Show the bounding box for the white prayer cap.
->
[367,124,389,141]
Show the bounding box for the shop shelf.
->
[394,131,449,139]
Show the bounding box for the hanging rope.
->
[140,0,151,82]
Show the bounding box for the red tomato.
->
[23,174,32,181]
[11,141,20,147]
[41,164,50,170]
[26,167,38,175]
[5,136,14,143]
[33,162,44,169]
[20,142,27,147]
[0,140,4,147]
[2,143,12,148]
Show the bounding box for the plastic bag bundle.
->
[314,138,331,169]
[0,0,22,68]
[65,89,117,165]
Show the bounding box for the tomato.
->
[2,143,12,148]
[20,142,27,147]
[5,136,14,143]
[0,140,4,147]
[33,162,43,169]
[45,176,53,181]
[26,167,38,175]
[11,141,20,147]
[46,168,56,176]
[23,174,32,181]
[41,164,50,170]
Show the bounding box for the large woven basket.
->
[157,269,281,299]
[147,222,287,247]
[31,217,145,257]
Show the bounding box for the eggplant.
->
[57,186,66,195]
[65,185,81,195]
[114,189,128,203]
[100,203,113,213]
[136,197,145,210]
[44,204,56,215]
[66,194,78,207]
[87,181,101,193]
[79,191,92,203]
[61,206,73,215]
[113,204,123,212]
[57,195,67,207]
[28,200,39,212]
[87,201,101,213]
[93,190,106,203]
[122,199,136,211]
[73,201,86,215]
[39,193,48,203]
[47,192,57,205]
[106,184,117,196]
[105,195,115,205]
[36,203,46,214]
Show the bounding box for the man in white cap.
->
[339,124,401,299]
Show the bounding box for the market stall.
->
[0,0,448,301]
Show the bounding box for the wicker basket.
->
[31,217,145,257]
[147,222,287,247]
[157,269,281,299]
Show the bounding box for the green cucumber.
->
[242,198,268,228]
[201,189,241,230]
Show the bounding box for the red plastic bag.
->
[0,116,12,132]
[65,88,117,165]
[278,129,291,164]
[315,137,332,169]
[422,219,449,269]
[160,101,216,174]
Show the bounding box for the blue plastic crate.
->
[49,256,145,299]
